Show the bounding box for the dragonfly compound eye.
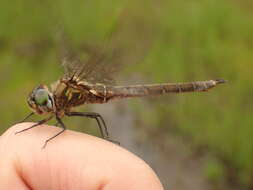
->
[27,85,55,114]
[34,89,50,106]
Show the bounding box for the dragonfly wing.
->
[58,9,158,85]
[60,40,119,85]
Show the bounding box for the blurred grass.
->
[0,0,253,188]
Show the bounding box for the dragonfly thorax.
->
[27,84,55,115]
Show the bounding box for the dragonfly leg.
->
[66,112,120,144]
[42,116,66,149]
[14,112,35,125]
[15,115,53,135]
[66,112,106,137]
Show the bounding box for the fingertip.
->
[0,123,164,190]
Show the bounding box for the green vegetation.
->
[0,0,252,188]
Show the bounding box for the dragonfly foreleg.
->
[42,116,66,149]
[65,112,119,144]
[15,112,35,125]
[15,115,54,135]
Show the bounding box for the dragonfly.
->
[15,49,226,148]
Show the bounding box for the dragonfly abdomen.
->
[104,79,226,101]
[55,78,226,105]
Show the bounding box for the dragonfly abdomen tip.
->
[214,79,227,84]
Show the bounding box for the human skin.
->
[0,123,164,190]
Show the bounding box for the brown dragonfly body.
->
[56,76,225,109]
[16,56,226,148]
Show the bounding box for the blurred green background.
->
[0,0,253,189]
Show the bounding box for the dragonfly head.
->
[27,85,55,114]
